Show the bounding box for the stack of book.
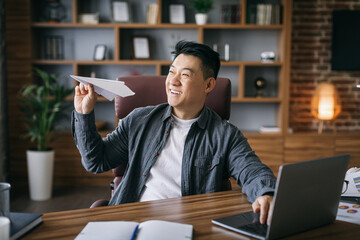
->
[259,125,280,133]
[146,3,158,24]
[221,4,241,24]
[10,212,42,240]
[42,35,64,60]
[247,3,282,25]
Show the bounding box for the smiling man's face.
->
[166,53,214,120]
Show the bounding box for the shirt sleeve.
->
[227,128,277,202]
[71,110,128,173]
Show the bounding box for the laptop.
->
[212,154,350,240]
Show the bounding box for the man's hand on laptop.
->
[252,194,274,225]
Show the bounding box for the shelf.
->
[231,97,282,103]
[32,22,117,28]
[33,59,282,66]
[222,61,282,66]
[31,22,284,30]
[243,131,283,137]
[202,24,283,29]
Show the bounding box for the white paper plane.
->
[70,75,135,101]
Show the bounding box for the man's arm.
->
[226,128,276,225]
[72,83,128,173]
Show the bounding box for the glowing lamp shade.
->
[311,83,341,133]
[311,83,341,120]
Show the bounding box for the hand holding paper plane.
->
[70,75,135,101]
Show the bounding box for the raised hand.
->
[74,83,97,114]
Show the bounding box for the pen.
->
[130,225,139,240]
[340,196,360,204]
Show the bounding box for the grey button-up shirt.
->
[72,103,276,205]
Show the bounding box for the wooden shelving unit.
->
[30,0,292,135]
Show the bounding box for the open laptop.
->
[212,154,350,240]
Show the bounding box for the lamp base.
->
[317,120,337,134]
[318,120,324,134]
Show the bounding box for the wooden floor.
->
[10,185,110,213]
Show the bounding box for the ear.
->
[205,77,216,94]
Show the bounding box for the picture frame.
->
[112,1,130,22]
[169,4,185,24]
[93,44,107,61]
[132,36,151,59]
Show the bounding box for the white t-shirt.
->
[139,115,198,202]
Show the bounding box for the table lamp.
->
[311,82,341,134]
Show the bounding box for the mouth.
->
[170,89,182,95]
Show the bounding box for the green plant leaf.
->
[191,0,213,13]
[18,67,73,151]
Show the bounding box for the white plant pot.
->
[195,13,208,25]
[26,149,54,201]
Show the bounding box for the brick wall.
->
[290,0,360,132]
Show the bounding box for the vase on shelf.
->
[42,0,67,23]
[195,13,208,25]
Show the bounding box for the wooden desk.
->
[24,190,359,239]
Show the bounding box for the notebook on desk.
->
[212,154,350,240]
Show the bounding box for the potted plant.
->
[191,0,213,25]
[19,68,73,201]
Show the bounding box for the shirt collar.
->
[162,104,209,130]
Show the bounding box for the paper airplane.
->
[70,75,135,101]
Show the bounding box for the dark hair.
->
[171,40,220,80]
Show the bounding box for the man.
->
[72,41,276,225]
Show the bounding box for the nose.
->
[167,73,181,86]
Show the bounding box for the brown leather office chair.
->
[90,75,232,208]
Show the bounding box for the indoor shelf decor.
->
[191,0,213,25]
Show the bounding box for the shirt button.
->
[142,174,146,177]
[75,119,78,122]
[165,130,168,134]
[154,152,158,156]
[207,165,211,169]
[170,119,173,123]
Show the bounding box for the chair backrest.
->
[111,75,232,192]
[115,75,231,120]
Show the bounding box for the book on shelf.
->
[42,35,64,60]
[10,212,42,240]
[75,220,193,240]
[247,3,282,25]
[146,3,158,24]
[259,125,280,133]
[221,4,240,24]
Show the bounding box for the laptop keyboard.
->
[238,222,268,237]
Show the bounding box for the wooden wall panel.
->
[51,132,113,186]
[284,135,335,163]
[335,137,360,169]
[6,0,32,187]
[247,135,283,176]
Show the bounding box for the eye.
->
[182,71,191,77]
